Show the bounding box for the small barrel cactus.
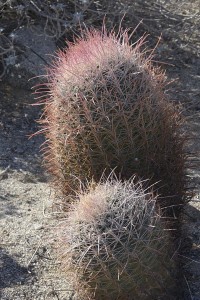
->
[58,178,177,299]
[36,28,186,210]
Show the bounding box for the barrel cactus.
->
[58,178,177,299]
[37,28,186,210]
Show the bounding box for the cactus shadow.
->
[0,247,34,297]
[0,82,47,182]
[180,202,200,299]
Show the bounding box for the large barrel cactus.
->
[37,28,186,209]
[58,178,177,299]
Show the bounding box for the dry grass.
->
[0,0,199,78]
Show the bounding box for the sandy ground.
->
[0,84,73,299]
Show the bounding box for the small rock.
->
[0,172,8,180]
[34,224,44,230]
[22,173,36,183]
[0,165,10,180]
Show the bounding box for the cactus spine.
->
[58,178,176,299]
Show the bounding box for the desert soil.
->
[0,84,74,299]
[0,35,200,300]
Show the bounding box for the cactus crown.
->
[37,28,186,211]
